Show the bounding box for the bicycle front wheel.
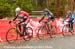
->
[23,27,33,41]
[6,28,18,44]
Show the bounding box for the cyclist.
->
[9,7,30,36]
[39,8,54,23]
[64,10,74,30]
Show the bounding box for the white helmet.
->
[67,10,72,14]
[15,7,21,12]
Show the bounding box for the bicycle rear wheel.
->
[49,25,57,35]
[38,25,50,40]
[6,28,18,44]
[62,25,73,36]
[23,27,33,41]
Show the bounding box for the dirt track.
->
[0,35,75,49]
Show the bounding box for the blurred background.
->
[0,0,75,18]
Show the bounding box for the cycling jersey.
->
[64,12,74,22]
[69,17,74,22]
[39,11,54,22]
[70,14,75,22]
[13,10,30,24]
[44,11,54,19]
[16,11,29,18]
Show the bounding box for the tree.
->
[0,0,11,18]
[0,0,33,18]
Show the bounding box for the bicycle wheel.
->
[6,28,18,44]
[62,25,73,36]
[49,25,57,35]
[23,27,33,41]
[38,25,50,40]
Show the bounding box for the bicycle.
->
[38,19,57,40]
[62,20,73,36]
[6,21,33,44]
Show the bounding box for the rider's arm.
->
[13,16,17,21]
[39,14,46,23]
[9,16,18,23]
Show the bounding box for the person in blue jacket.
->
[64,10,74,30]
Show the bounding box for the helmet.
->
[66,10,72,18]
[15,7,21,12]
[44,8,49,12]
[44,8,53,15]
[67,10,72,14]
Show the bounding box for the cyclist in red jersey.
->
[10,7,30,36]
[14,7,30,24]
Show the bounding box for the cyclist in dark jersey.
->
[39,8,54,23]
[9,7,30,36]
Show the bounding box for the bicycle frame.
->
[9,21,24,36]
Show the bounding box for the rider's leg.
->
[21,18,27,35]
[70,22,73,30]
[19,18,27,37]
[18,24,21,32]
[18,22,24,37]
[23,23,27,35]
[48,17,54,28]
[69,22,73,31]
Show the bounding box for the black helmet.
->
[44,8,49,12]
[67,10,72,14]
